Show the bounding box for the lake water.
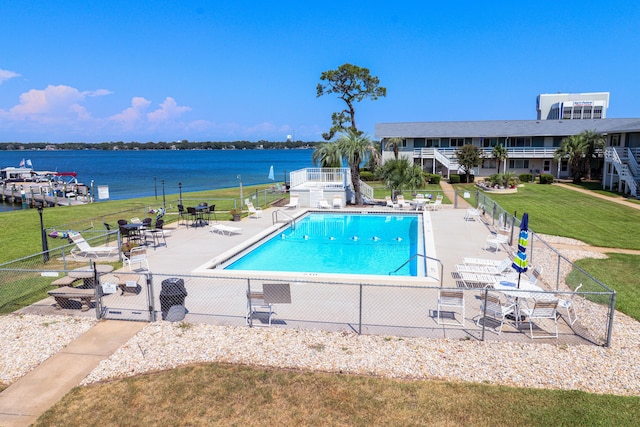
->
[0,149,315,212]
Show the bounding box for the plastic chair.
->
[436,288,465,327]
[557,283,582,326]
[476,292,516,335]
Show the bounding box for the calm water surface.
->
[0,149,314,211]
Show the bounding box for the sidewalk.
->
[0,320,146,427]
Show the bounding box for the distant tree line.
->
[0,140,323,151]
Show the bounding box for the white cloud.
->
[108,97,152,129]
[0,69,20,85]
[147,97,191,123]
[6,84,110,123]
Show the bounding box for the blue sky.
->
[1,1,639,143]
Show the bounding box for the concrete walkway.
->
[0,320,146,427]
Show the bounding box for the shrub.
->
[455,174,475,183]
[359,171,375,181]
[449,174,461,184]
[427,173,441,184]
[539,173,554,184]
[519,173,532,183]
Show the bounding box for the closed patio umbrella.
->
[512,212,529,288]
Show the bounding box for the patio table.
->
[493,280,555,325]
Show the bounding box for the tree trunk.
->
[351,163,362,205]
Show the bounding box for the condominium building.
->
[375,93,640,197]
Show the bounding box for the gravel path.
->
[2,237,638,397]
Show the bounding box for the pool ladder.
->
[272,209,296,230]
[389,254,443,286]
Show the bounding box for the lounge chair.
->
[210,224,243,236]
[246,201,263,218]
[332,195,342,208]
[462,256,504,267]
[69,232,118,259]
[385,196,399,209]
[318,199,331,209]
[123,246,149,271]
[456,258,513,276]
[396,195,410,209]
[284,195,298,209]
[485,234,508,252]
[427,195,443,211]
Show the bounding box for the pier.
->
[0,182,89,207]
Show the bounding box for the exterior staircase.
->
[604,147,639,197]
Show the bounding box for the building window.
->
[512,137,531,147]
[543,160,551,172]
[572,107,582,119]
[426,138,439,147]
[593,107,602,119]
[583,106,592,119]
[414,138,425,148]
[450,138,465,147]
[561,159,568,172]
[563,107,572,119]
[509,159,530,169]
[611,134,620,147]
[482,159,497,169]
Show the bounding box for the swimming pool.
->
[224,212,425,276]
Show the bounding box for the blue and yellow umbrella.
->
[511,212,529,287]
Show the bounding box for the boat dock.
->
[0,182,89,207]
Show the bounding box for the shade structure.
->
[268,165,275,181]
[512,212,529,287]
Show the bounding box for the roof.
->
[375,118,640,139]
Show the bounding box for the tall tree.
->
[455,144,483,183]
[336,129,380,205]
[554,135,586,183]
[492,144,508,174]
[316,63,386,140]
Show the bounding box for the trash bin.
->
[160,278,187,320]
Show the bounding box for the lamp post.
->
[161,180,166,209]
[154,176,157,200]
[37,204,49,263]
[178,182,182,205]
[237,174,243,209]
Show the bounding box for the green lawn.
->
[474,183,640,250]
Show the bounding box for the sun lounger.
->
[69,232,119,259]
[210,224,243,236]
[462,257,503,266]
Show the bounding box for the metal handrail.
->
[272,209,296,230]
[389,253,444,286]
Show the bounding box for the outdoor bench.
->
[47,286,95,311]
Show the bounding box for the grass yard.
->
[476,183,640,250]
[34,363,640,426]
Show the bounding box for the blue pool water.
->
[225,213,424,276]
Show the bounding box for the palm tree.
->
[312,142,342,168]
[492,144,508,174]
[376,158,425,195]
[384,137,403,160]
[580,130,606,180]
[554,135,586,183]
[337,129,380,205]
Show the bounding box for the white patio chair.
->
[436,288,465,327]
[521,299,559,339]
[246,201,263,218]
[318,199,331,209]
[284,195,298,209]
[332,195,342,208]
[123,246,149,271]
[485,234,508,252]
[476,292,516,335]
[396,195,410,209]
[557,283,582,326]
